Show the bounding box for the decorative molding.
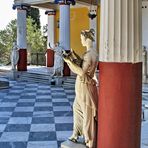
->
[45,10,56,15]
[54,0,76,5]
[12,3,30,10]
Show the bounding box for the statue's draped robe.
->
[11,47,19,70]
[53,46,64,76]
[67,49,98,148]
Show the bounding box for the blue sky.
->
[0,0,47,30]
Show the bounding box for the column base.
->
[63,62,71,76]
[63,50,71,76]
[98,62,142,148]
[46,49,54,67]
[17,49,27,71]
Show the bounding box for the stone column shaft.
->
[45,10,56,67]
[89,6,98,50]
[59,3,71,76]
[17,9,27,49]
[47,10,56,48]
[59,4,70,50]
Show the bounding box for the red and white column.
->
[59,1,71,76]
[98,0,142,148]
[13,4,28,71]
[45,10,56,67]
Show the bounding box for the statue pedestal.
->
[51,76,64,86]
[10,69,18,80]
[61,140,86,148]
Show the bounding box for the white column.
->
[99,0,142,63]
[46,10,56,48]
[59,4,70,50]
[17,8,27,49]
[142,1,148,48]
[89,6,97,49]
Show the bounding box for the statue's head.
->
[80,29,95,47]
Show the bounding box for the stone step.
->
[17,72,51,84]
[18,77,50,84]
[0,69,10,77]
[63,75,76,88]
[18,72,50,79]
[0,78,9,89]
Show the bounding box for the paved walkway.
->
[0,71,148,147]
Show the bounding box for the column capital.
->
[12,3,30,10]
[55,0,75,5]
[45,10,56,15]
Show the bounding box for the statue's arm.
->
[64,54,90,76]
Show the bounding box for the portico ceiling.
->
[14,0,99,10]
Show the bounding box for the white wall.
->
[142,1,148,48]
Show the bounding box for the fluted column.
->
[98,0,142,148]
[99,0,142,63]
[45,10,56,67]
[13,4,29,71]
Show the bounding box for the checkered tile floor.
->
[0,81,75,148]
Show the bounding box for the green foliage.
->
[26,16,46,53]
[27,7,40,29]
[0,19,17,64]
[0,17,46,65]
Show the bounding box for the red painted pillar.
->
[98,62,142,148]
[17,49,27,71]
[46,49,54,67]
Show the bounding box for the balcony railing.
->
[30,52,46,66]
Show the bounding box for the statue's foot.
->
[69,135,78,143]
[85,140,93,148]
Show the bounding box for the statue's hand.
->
[70,48,73,53]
